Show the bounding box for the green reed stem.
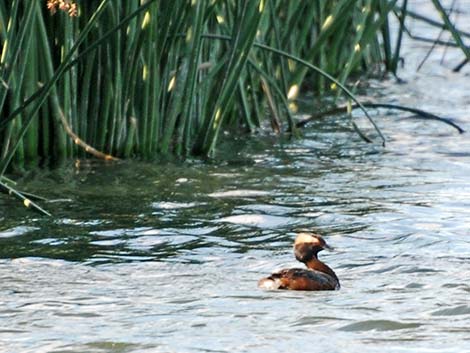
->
[430,0,470,60]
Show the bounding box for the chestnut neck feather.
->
[295,243,338,281]
[305,258,338,281]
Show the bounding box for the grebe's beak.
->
[323,242,334,251]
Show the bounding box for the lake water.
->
[1,2,469,353]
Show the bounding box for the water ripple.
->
[339,320,423,332]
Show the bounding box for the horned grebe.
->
[258,232,340,291]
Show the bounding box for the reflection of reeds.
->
[0,1,466,174]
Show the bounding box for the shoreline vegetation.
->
[0,0,467,214]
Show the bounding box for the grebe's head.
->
[293,232,332,263]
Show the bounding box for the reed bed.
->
[0,0,467,178]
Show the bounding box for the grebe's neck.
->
[306,258,338,282]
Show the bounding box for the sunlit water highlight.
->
[1,2,470,353]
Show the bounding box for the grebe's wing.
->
[258,268,339,291]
